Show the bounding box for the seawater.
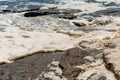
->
[0,0,57,11]
[0,0,83,11]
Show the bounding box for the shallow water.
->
[0,0,119,11]
[0,0,56,11]
[0,0,83,11]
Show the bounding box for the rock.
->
[104,2,118,6]
[2,10,12,13]
[72,20,91,27]
[87,73,107,80]
[104,49,120,79]
[76,63,117,80]
[93,16,112,25]
[54,29,84,37]
[86,0,96,3]
[24,9,81,17]
[58,14,77,19]
[59,47,102,80]
[24,11,41,17]
[89,8,120,17]
[0,31,80,63]
[0,8,39,14]
[84,56,95,65]
[81,15,94,22]
[0,52,64,80]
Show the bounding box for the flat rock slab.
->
[0,52,64,80]
[0,31,78,63]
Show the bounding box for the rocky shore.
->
[0,0,120,80]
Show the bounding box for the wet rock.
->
[59,47,102,80]
[24,11,41,17]
[73,20,90,27]
[90,8,120,17]
[58,14,77,19]
[86,0,96,3]
[104,2,119,7]
[24,9,81,17]
[73,21,87,27]
[0,8,39,14]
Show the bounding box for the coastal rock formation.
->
[0,1,120,80]
[59,47,103,80]
[58,29,120,80]
[59,47,117,80]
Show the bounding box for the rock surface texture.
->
[0,0,120,80]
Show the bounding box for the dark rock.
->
[89,8,120,17]
[59,47,103,80]
[24,9,81,17]
[0,8,39,14]
[86,0,96,3]
[24,11,41,17]
[0,52,64,80]
[104,2,118,7]
[2,10,12,13]
[58,14,77,19]
[73,21,88,27]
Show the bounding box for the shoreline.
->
[0,1,120,80]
